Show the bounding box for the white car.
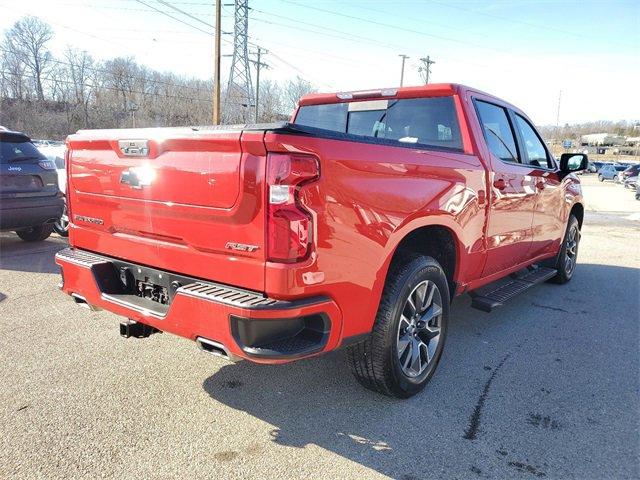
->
[37,144,69,236]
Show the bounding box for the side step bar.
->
[470,266,557,313]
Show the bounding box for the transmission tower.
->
[225,0,254,123]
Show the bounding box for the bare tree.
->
[65,47,95,128]
[1,15,320,137]
[283,76,315,116]
[0,46,27,100]
[3,16,53,102]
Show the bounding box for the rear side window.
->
[475,100,519,163]
[295,96,463,150]
[295,103,347,132]
[0,137,45,164]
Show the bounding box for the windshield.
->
[0,137,46,164]
[615,165,627,171]
[295,96,463,151]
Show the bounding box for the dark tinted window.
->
[0,136,45,164]
[295,96,463,150]
[475,100,519,163]
[295,103,347,132]
[514,114,551,168]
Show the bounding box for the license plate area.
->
[90,259,210,316]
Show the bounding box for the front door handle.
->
[536,179,546,190]
[493,178,507,191]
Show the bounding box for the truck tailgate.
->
[66,127,267,291]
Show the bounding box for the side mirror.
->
[560,153,588,173]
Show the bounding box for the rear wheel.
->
[16,224,54,242]
[347,255,449,398]
[613,175,619,183]
[550,215,580,284]
[53,202,69,237]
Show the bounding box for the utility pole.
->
[251,47,269,123]
[419,55,435,84]
[398,54,409,87]
[212,0,221,124]
[555,89,562,146]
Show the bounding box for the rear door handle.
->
[493,178,507,191]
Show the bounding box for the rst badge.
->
[225,242,259,253]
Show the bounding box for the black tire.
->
[549,215,580,284]
[16,224,54,242]
[598,175,604,182]
[613,175,619,183]
[347,255,449,398]
[53,202,69,237]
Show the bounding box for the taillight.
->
[64,147,72,225]
[267,152,320,263]
[38,159,56,170]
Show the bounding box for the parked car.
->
[598,164,627,182]
[0,129,64,241]
[37,144,69,236]
[586,162,598,173]
[620,164,640,182]
[636,182,640,201]
[55,84,586,398]
[624,175,637,189]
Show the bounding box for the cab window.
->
[475,100,519,163]
[295,96,463,151]
[514,114,552,169]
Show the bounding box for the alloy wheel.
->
[565,225,579,275]
[397,280,443,377]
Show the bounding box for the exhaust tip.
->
[71,293,101,311]
[196,337,230,360]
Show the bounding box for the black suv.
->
[0,129,64,241]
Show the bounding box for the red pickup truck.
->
[56,84,587,398]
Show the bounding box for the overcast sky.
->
[0,0,638,125]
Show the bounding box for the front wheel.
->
[598,174,604,182]
[549,215,580,284]
[347,255,449,398]
[613,175,619,183]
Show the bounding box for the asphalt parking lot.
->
[1,175,638,480]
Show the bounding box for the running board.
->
[470,267,557,313]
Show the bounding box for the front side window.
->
[514,114,551,168]
[475,100,519,163]
[295,96,463,150]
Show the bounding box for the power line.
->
[133,0,215,35]
[425,0,590,40]
[155,0,220,30]
[277,0,520,58]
